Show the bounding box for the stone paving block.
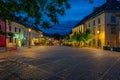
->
[0,71,12,80]
[17,65,52,80]
[101,59,120,80]
[0,46,120,80]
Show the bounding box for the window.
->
[88,23,90,27]
[93,20,95,26]
[85,24,87,28]
[111,26,116,34]
[19,28,21,33]
[98,18,101,24]
[15,27,17,32]
[111,16,116,23]
[93,27,95,34]
[9,26,12,31]
[15,38,17,43]
[9,37,13,43]
[0,25,1,30]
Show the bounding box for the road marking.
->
[98,57,120,80]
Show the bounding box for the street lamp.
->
[28,28,31,48]
[97,30,100,34]
[97,30,100,48]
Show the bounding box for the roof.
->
[74,0,120,27]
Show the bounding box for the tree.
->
[72,32,82,42]
[0,0,70,28]
[83,29,92,43]
[64,35,70,41]
[72,32,84,46]
[71,29,92,47]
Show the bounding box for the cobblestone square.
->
[0,46,120,80]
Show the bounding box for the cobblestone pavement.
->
[0,46,120,80]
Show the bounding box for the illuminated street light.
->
[97,30,100,48]
[41,34,43,37]
[28,28,31,48]
[29,28,31,32]
[97,30,100,34]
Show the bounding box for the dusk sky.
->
[59,0,106,22]
[42,0,106,35]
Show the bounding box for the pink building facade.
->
[0,20,6,47]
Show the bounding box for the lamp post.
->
[97,30,100,48]
[28,28,31,48]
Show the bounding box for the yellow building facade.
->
[24,27,42,47]
[71,0,120,48]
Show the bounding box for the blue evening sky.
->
[42,0,106,35]
[59,0,106,22]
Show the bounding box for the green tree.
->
[83,29,92,44]
[0,0,70,28]
[72,32,84,45]
[71,29,92,46]
[64,35,70,41]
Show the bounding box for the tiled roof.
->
[75,0,120,27]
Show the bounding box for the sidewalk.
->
[0,47,21,59]
[0,46,38,58]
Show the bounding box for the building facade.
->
[71,0,120,48]
[0,20,6,47]
[6,20,42,48]
[24,27,41,47]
